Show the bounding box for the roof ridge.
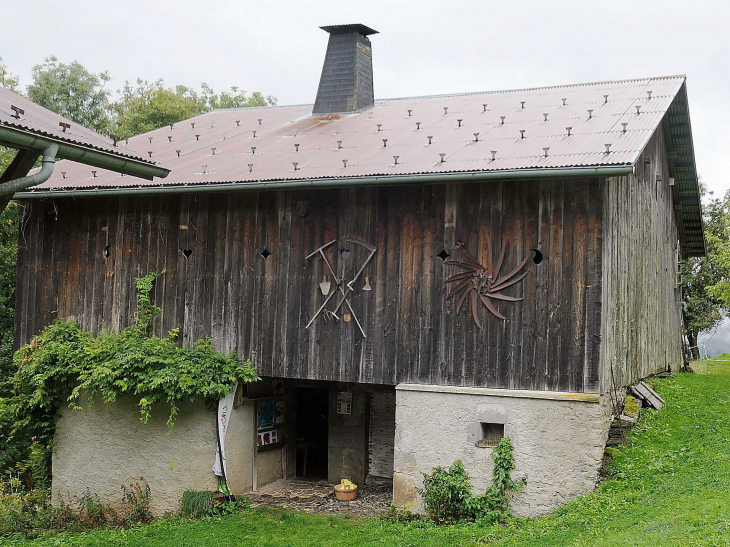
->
[209,75,688,114]
[377,75,688,102]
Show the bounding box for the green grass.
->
[693,353,730,376]
[9,371,730,547]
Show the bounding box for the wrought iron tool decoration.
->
[305,238,376,337]
[444,240,532,328]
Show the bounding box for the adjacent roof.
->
[0,86,154,164]
[19,75,703,254]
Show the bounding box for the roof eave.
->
[0,125,170,181]
[14,165,633,199]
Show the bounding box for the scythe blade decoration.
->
[444,240,533,328]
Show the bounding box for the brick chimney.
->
[312,24,378,115]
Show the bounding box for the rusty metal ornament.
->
[444,238,531,328]
[305,237,376,337]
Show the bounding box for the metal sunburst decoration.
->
[444,240,532,327]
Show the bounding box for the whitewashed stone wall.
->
[393,384,612,517]
[52,396,255,515]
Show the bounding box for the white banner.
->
[212,384,237,477]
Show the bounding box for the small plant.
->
[76,489,111,526]
[419,437,522,525]
[181,490,249,519]
[211,497,249,516]
[121,478,152,525]
[181,490,215,518]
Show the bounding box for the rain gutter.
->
[14,165,634,199]
[0,126,169,181]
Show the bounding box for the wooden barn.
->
[10,25,703,516]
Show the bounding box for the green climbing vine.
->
[2,271,259,484]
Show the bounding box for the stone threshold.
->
[396,383,600,403]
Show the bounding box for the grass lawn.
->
[9,366,730,547]
[693,353,730,376]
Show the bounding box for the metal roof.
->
[320,24,378,35]
[0,86,153,164]
[21,75,703,255]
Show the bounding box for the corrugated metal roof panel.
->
[32,75,685,191]
[0,86,153,164]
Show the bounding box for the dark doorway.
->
[295,388,329,479]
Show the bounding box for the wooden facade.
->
[15,178,606,392]
[600,130,683,391]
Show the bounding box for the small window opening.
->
[475,423,504,448]
[103,245,111,259]
[260,248,271,260]
[531,248,543,264]
[437,249,450,261]
[182,248,193,259]
[339,248,351,260]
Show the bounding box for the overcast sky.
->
[2,0,728,196]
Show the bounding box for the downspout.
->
[0,143,59,196]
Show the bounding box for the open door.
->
[295,388,329,479]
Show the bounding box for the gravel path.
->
[247,479,393,518]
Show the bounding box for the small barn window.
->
[182,248,193,259]
[260,248,271,260]
[437,249,450,261]
[475,423,504,448]
[531,248,543,264]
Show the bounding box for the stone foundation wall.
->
[52,396,254,515]
[393,384,612,517]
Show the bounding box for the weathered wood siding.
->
[15,178,603,391]
[600,129,683,393]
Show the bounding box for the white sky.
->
[2,0,728,196]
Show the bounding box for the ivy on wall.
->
[2,271,259,484]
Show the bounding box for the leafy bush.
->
[1,270,259,486]
[419,437,522,525]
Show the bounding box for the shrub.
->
[420,460,475,525]
[419,437,522,525]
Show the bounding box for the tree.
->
[682,186,730,358]
[112,80,199,140]
[0,58,21,174]
[112,80,276,140]
[0,57,20,91]
[26,56,112,135]
[706,191,730,307]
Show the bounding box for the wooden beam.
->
[0,149,39,184]
[0,149,40,214]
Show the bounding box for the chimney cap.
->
[320,24,379,36]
